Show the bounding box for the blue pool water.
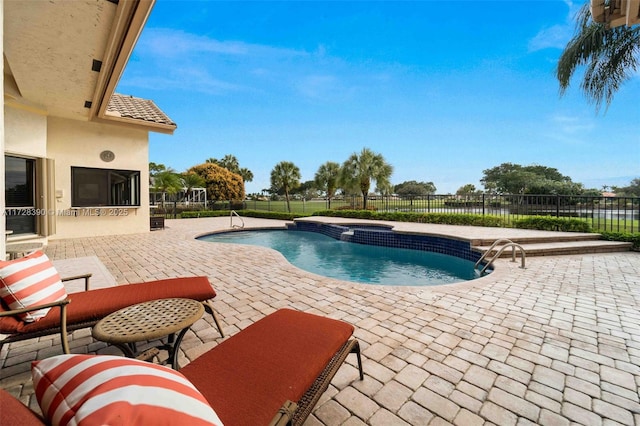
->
[199,230,481,286]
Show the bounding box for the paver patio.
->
[1,217,639,425]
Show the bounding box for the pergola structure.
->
[590,0,640,27]
[150,188,208,207]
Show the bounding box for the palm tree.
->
[557,3,640,111]
[152,169,181,208]
[314,161,341,209]
[207,155,254,184]
[270,161,301,212]
[179,172,206,203]
[219,155,240,171]
[340,148,393,210]
[238,167,254,184]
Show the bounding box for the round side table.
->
[93,298,204,369]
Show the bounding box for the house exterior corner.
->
[3,0,174,248]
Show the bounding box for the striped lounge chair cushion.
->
[0,250,66,322]
[31,354,223,426]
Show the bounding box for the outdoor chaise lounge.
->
[0,252,224,355]
[0,308,363,426]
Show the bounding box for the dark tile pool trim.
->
[291,222,482,263]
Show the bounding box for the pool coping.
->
[193,217,524,292]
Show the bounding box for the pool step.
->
[474,239,632,257]
[471,233,600,247]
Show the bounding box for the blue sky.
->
[118,0,639,195]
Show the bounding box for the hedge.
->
[600,231,640,251]
[311,210,505,227]
[181,209,309,221]
[511,216,591,232]
[180,210,230,218]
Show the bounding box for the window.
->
[5,156,36,234]
[71,167,140,207]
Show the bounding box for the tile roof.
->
[106,93,176,127]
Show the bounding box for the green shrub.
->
[600,231,640,251]
[181,210,230,218]
[237,210,311,221]
[333,205,377,211]
[311,210,504,227]
[314,209,376,219]
[512,216,591,232]
[151,205,208,217]
[181,209,310,221]
[442,200,483,208]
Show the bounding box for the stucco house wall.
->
[4,106,47,157]
[47,116,150,239]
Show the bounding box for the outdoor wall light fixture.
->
[100,150,115,162]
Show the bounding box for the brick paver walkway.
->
[1,217,639,425]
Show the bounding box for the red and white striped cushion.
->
[32,354,224,426]
[0,250,67,322]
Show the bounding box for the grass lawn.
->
[241,199,639,233]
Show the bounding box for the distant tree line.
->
[150,155,639,213]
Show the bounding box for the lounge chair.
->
[0,309,363,426]
[0,274,224,355]
[180,308,363,425]
[0,388,46,426]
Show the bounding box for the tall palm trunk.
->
[284,189,291,212]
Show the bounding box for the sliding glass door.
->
[5,156,36,235]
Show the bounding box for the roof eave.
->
[94,114,177,135]
[90,0,169,132]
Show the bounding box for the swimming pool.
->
[199,228,485,286]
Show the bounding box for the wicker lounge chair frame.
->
[179,308,364,426]
[282,339,363,426]
[0,275,224,355]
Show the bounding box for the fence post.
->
[482,194,485,217]
[636,198,639,233]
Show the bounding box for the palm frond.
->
[556,2,640,110]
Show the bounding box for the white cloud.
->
[138,28,306,59]
[528,0,580,52]
[295,75,345,101]
[553,114,595,133]
[528,24,573,51]
[124,27,399,101]
[122,66,248,95]
[122,28,312,95]
[543,114,595,146]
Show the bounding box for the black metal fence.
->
[241,194,640,233]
